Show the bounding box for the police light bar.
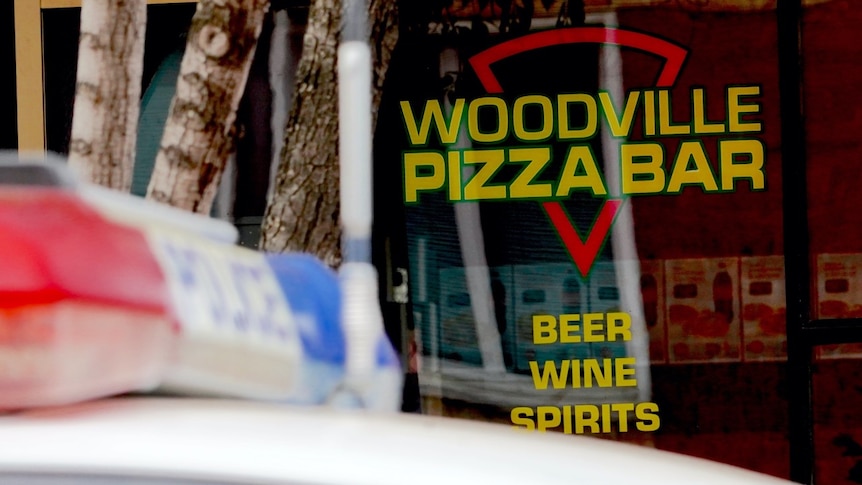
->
[0,154,401,412]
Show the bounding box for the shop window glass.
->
[813,350,862,485]
[804,0,862,329]
[378,0,787,479]
[802,3,862,483]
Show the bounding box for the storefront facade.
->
[13,1,862,483]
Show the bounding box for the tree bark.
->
[146,0,270,214]
[260,0,398,266]
[68,0,146,191]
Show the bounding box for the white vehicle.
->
[0,397,794,485]
[0,156,794,485]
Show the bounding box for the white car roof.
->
[0,398,791,485]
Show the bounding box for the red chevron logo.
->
[469,27,688,277]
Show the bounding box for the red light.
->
[0,189,175,410]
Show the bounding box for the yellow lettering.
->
[613,403,635,432]
[720,139,765,190]
[532,315,557,344]
[666,141,718,193]
[571,359,582,388]
[636,402,661,432]
[559,314,582,343]
[658,90,691,136]
[463,149,507,200]
[601,404,612,433]
[615,357,638,387]
[607,312,632,341]
[529,360,570,390]
[555,146,607,197]
[400,99,464,146]
[621,143,666,195]
[582,313,604,342]
[575,405,600,434]
[403,152,445,202]
[692,88,725,134]
[513,95,553,141]
[728,86,762,133]
[468,97,509,143]
[447,151,461,201]
[511,407,535,430]
[583,359,613,388]
[599,91,640,138]
[508,147,552,199]
[643,90,656,137]
[558,94,598,139]
[537,406,562,431]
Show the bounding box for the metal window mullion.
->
[778,0,813,483]
[801,322,862,346]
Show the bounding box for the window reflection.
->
[387,0,789,479]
